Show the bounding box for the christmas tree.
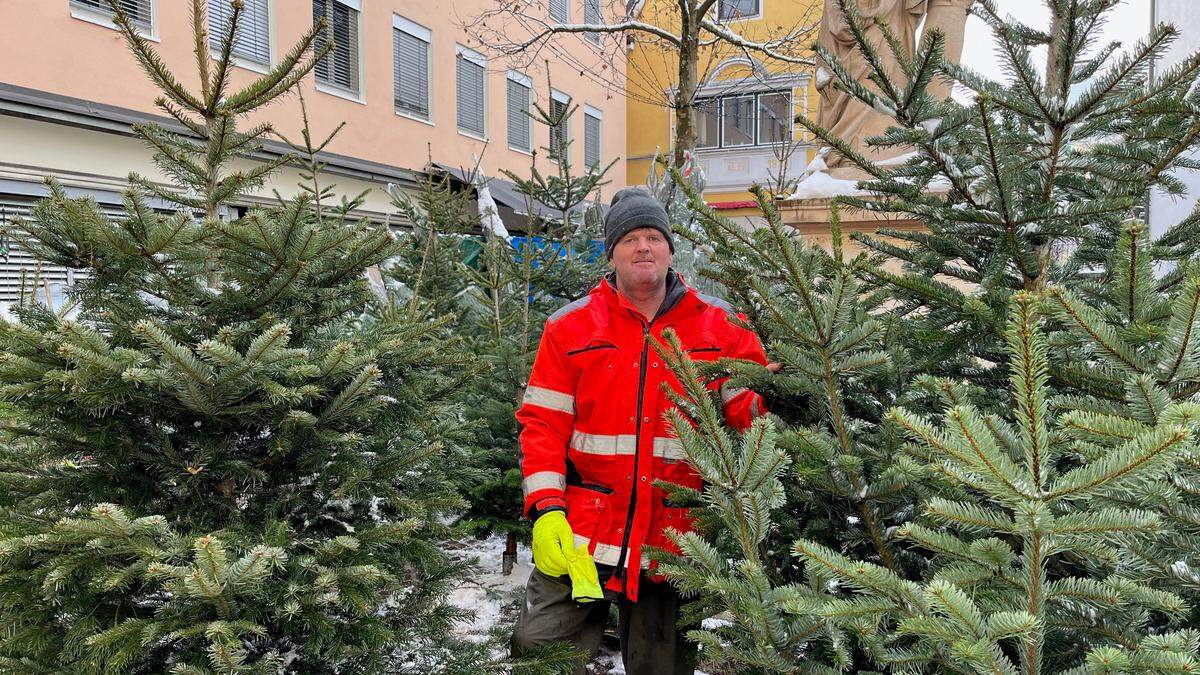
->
[446,89,610,575]
[654,186,924,671]
[0,2,475,671]
[796,291,1197,673]
[658,184,1200,675]
[652,0,1200,671]
[802,0,1200,392]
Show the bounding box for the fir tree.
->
[448,89,609,574]
[653,185,923,671]
[794,293,1198,673]
[800,0,1200,391]
[649,0,1200,670]
[1042,220,1200,630]
[0,2,475,671]
[385,170,481,322]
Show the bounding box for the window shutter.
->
[584,113,601,168]
[507,79,531,151]
[583,0,601,43]
[73,0,152,28]
[394,29,429,118]
[314,0,359,93]
[549,0,568,22]
[209,0,270,65]
[0,199,100,303]
[550,96,569,158]
[456,57,486,136]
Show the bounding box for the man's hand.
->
[531,511,603,602]
[766,362,782,373]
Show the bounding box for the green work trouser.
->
[510,568,697,675]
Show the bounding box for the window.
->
[71,0,152,29]
[549,90,571,160]
[584,106,602,169]
[549,0,569,23]
[693,91,793,148]
[717,0,760,20]
[209,0,270,66]
[758,92,791,144]
[696,98,720,149]
[722,95,755,147]
[313,0,360,95]
[507,72,532,152]
[456,45,487,137]
[583,0,601,44]
[393,16,431,120]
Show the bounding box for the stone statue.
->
[815,0,973,179]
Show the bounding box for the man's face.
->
[609,226,672,289]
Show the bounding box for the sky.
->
[956,0,1152,88]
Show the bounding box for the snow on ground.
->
[444,534,712,674]
[445,534,532,644]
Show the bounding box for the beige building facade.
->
[0,0,626,301]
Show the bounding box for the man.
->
[511,187,770,673]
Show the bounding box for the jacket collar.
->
[600,268,690,322]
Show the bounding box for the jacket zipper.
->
[615,317,651,580]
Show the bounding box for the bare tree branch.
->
[504,19,683,53]
[698,17,816,66]
[463,0,818,166]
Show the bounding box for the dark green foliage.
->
[402,91,609,549]
[0,1,476,671]
[798,294,1197,673]
[653,185,927,671]
[653,1,1200,672]
[801,0,1200,392]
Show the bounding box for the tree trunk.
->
[1029,6,1067,289]
[503,530,518,575]
[673,15,700,168]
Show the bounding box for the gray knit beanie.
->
[603,187,673,259]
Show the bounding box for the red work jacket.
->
[517,270,768,600]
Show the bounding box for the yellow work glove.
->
[565,542,603,603]
[531,510,604,602]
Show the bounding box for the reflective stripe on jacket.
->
[516,270,768,600]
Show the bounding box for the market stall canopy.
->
[430,163,604,228]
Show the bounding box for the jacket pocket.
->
[567,479,614,495]
[648,505,697,556]
[564,484,612,545]
[567,341,617,357]
[685,342,722,361]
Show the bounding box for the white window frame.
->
[756,91,792,145]
[549,88,572,164]
[583,104,603,169]
[314,0,366,104]
[715,0,762,22]
[506,70,533,154]
[393,14,433,125]
[455,44,488,140]
[693,91,793,149]
[70,0,159,41]
[209,0,274,74]
[720,94,757,148]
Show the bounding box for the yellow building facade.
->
[625,0,823,212]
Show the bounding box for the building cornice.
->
[0,81,422,190]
